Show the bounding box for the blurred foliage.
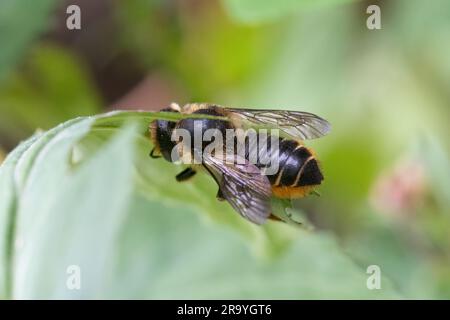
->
[0,0,57,83]
[223,0,358,23]
[114,0,279,99]
[0,45,102,148]
[0,0,449,299]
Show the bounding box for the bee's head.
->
[149,105,180,162]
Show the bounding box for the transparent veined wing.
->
[222,107,331,140]
[203,154,272,225]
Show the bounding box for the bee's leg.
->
[269,214,282,222]
[149,148,161,159]
[175,167,197,182]
[201,163,224,201]
[216,189,225,201]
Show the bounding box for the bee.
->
[149,103,331,225]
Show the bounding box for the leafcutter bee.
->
[149,103,331,225]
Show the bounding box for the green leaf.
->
[1,112,401,298]
[13,122,132,298]
[223,0,358,23]
[0,133,42,298]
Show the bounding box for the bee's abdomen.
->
[268,139,323,188]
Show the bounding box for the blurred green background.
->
[0,0,449,299]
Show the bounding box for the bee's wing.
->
[221,107,331,140]
[203,154,272,225]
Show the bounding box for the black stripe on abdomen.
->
[298,158,323,186]
[279,145,312,186]
[265,138,297,185]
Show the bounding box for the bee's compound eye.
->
[153,116,179,163]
